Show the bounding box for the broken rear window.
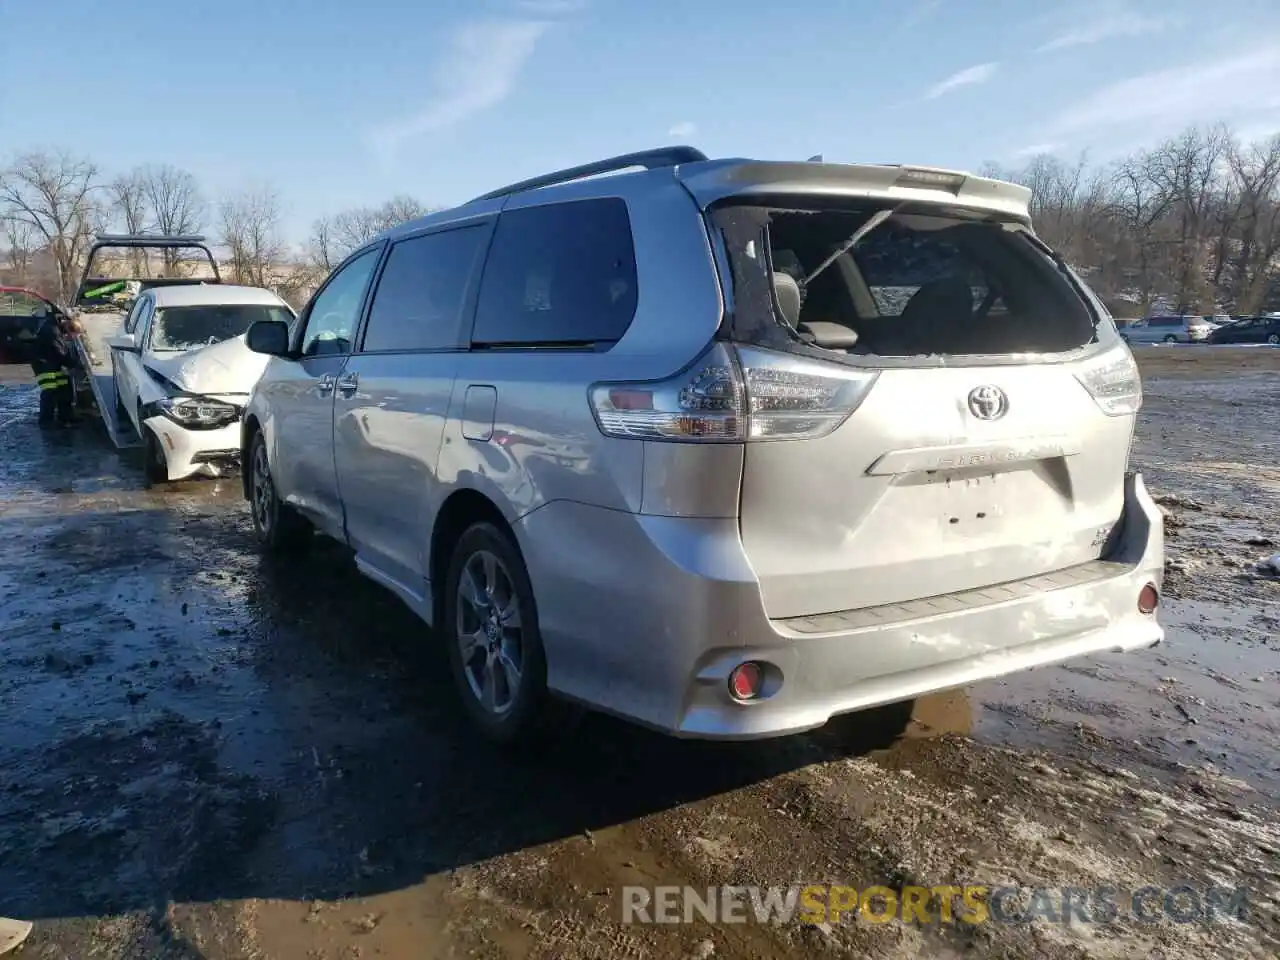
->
[710,202,1099,360]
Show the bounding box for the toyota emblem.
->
[967,385,1008,420]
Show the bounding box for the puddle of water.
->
[973,597,1278,795]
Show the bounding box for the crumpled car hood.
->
[144,335,269,395]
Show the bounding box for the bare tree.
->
[0,149,102,303]
[977,127,1280,316]
[380,194,430,227]
[219,184,287,288]
[307,214,338,274]
[323,195,437,263]
[3,219,38,286]
[1143,125,1231,311]
[1109,148,1177,312]
[1224,134,1280,313]
[109,168,151,276]
[140,165,205,273]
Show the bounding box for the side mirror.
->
[106,333,139,352]
[246,319,292,357]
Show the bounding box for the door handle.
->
[316,374,335,396]
[336,372,358,397]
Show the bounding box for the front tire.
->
[141,413,169,486]
[1164,335,1178,343]
[442,522,563,744]
[1268,333,1279,345]
[248,432,312,552]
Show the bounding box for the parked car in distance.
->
[106,285,295,482]
[1205,315,1280,345]
[1120,315,1213,344]
[239,147,1164,745]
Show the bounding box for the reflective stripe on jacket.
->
[35,370,71,390]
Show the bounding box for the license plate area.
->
[897,465,1017,531]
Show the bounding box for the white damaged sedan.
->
[107,285,295,482]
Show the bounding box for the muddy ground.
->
[0,348,1276,960]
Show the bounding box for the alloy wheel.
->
[455,549,524,716]
[252,442,274,534]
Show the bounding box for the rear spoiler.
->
[675,160,1033,221]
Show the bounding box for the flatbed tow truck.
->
[69,234,221,449]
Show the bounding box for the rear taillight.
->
[589,342,879,443]
[1074,344,1142,416]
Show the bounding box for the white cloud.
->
[1037,8,1174,52]
[370,19,549,159]
[923,62,998,100]
[667,121,697,139]
[1046,44,1280,140]
[514,0,588,13]
[1014,142,1061,157]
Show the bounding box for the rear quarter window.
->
[471,198,638,347]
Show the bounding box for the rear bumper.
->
[519,471,1164,740]
[142,415,242,481]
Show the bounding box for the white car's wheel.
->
[140,409,169,486]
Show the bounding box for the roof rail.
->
[93,233,209,246]
[469,146,709,204]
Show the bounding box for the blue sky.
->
[4,0,1280,243]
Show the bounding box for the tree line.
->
[4,122,1280,316]
[981,124,1280,317]
[0,150,433,308]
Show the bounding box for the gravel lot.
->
[0,347,1276,959]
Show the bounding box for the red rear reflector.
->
[1138,583,1159,615]
[728,662,763,701]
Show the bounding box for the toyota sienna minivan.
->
[240,147,1165,743]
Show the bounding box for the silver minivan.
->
[240,148,1165,743]
[1121,315,1212,344]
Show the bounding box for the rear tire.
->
[248,431,312,553]
[1163,335,1178,343]
[1268,333,1279,345]
[442,521,569,744]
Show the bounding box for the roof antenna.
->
[807,154,823,162]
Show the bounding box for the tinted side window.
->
[361,225,487,353]
[472,198,638,346]
[300,247,381,357]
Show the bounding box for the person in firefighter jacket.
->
[30,315,79,426]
